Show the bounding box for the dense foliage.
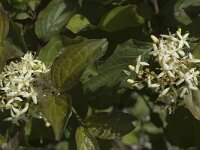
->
[0,0,200,149]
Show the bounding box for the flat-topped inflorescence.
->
[0,52,56,125]
[127,28,200,111]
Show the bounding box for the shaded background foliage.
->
[0,0,200,149]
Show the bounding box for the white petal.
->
[135,64,140,74]
[32,95,37,104]
[167,71,175,78]
[151,35,159,43]
[180,87,188,97]
[140,62,149,66]
[20,103,29,114]
[127,79,134,84]
[7,92,17,97]
[149,83,160,88]
[161,87,170,96]
[128,65,135,71]
[189,85,198,90]
[176,79,184,86]
[157,72,165,78]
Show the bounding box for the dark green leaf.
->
[192,41,200,59]
[174,0,200,25]
[184,89,200,120]
[86,112,137,139]
[99,4,144,32]
[51,39,108,91]
[137,2,154,20]
[39,36,85,67]
[35,0,76,42]
[28,0,41,11]
[38,95,72,140]
[94,0,123,5]
[0,4,9,45]
[84,39,151,93]
[8,20,27,52]
[166,107,200,148]
[0,46,16,72]
[76,126,100,150]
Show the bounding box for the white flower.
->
[0,52,56,125]
[135,55,149,73]
[127,28,200,109]
[176,28,190,48]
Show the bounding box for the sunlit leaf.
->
[38,95,72,140]
[86,112,137,139]
[51,39,108,91]
[15,12,29,20]
[76,126,100,150]
[35,0,76,41]
[66,14,92,33]
[99,4,144,32]
[39,36,85,67]
[0,4,9,45]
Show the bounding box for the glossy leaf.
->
[86,112,137,139]
[84,39,151,93]
[76,126,100,150]
[184,89,200,120]
[99,4,144,32]
[39,36,84,67]
[51,39,108,91]
[38,95,72,140]
[0,4,9,45]
[35,0,76,41]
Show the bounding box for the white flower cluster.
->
[0,52,56,125]
[127,29,200,106]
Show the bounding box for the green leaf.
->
[99,4,144,32]
[38,95,72,140]
[174,0,200,25]
[35,0,76,42]
[15,12,29,20]
[192,41,200,59]
[94,0,123,5]
[166,107,200,148]
[76,126,100,150]
[66,14,92,34]
[8,20,27,52]
[86,112,137,139]
[184,89,200,120]
[51,39,108,91]
[0,4,9,45]
[0,46,16,72]
[84,39,151,93]
[38,36,85,67]
[137,2,154,20]
[28,0,41,11]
